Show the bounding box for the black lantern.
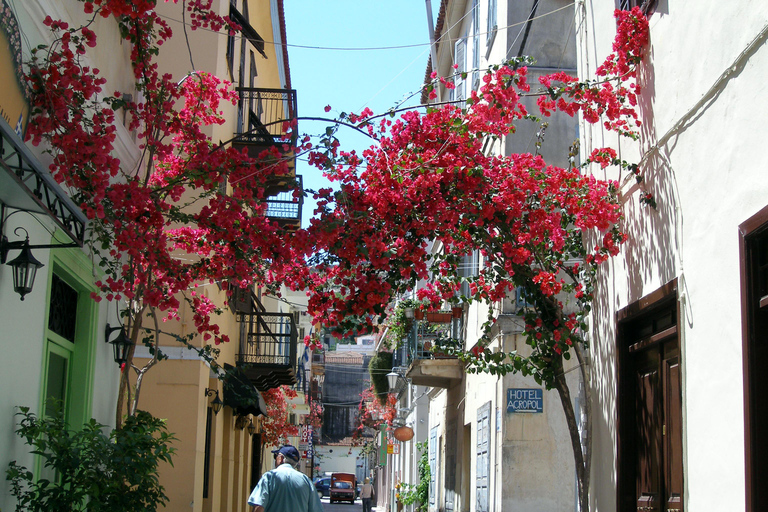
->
[1,229,44,301]
[205,388,223,415]
[235,415,248,430]
[105,323,134,365]
[247,417,256,436]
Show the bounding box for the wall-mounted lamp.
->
[1,227,44,301]
[105,323,134,365]
[386,370,401,391]
[235,415,248,430]
[205,388,223,415]
[247,417,256,436]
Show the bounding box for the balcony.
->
[265,175,302,229]
[232,87,298,196]
[235,291,298,391]
[402,312,464,389]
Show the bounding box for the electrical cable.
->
[155,4,574,53]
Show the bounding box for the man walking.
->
[360,477,375,512]
[247,445,323,512]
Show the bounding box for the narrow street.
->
[318,496,362,512]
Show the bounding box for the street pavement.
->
[319,496,361,511]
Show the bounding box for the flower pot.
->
[414,309,424,320]
[426,312,452,323]
[452,306,463,319]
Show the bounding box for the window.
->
[476,402,490,512]
[459,250,480,298]
[226,0,237,80]
[487,0,497,46]
[471,0,480,91]
[616,281,683,512]
[453,38,466,103]
[429,426,438,506]
[445,421,457,512]
[740,205,768,512]
[618,0,657,15]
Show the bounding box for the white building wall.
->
[580,1,768,511]
[0,1,132,509]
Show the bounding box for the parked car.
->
[330,472,356,504]
[314,477,331,499]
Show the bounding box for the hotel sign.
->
[506,388,543,413]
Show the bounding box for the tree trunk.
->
[552,357,589,512]
[115,307,144,428]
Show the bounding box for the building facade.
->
[131,2,310,511]
[0,1,132,509]
[580,1,768,511]
[1,1,309,512]
[387,1,583,512]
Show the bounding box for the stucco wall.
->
[579,1,768,510]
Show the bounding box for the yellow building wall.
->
[132,1,293,511]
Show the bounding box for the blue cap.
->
[272,445,301,461]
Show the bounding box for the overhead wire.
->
[155,3,574,54]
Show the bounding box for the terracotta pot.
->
[426,312,452,323]
[452,306,463,318]
[393,426,414,441]
[414,309,424,320]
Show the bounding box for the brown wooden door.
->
[741,216,768,512]
[618,289,684,512]
[632,339,683,512]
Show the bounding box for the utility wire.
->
[156,4,573,53]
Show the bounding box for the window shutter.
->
[429,427,438,506]
[476,402,491,512]
[454,38,466,102]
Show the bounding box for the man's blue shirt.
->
[247,463,323,512]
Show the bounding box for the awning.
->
[223,363,267,417]
[0,116,87,246]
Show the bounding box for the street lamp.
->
[205,388,224,415]
[1,228,44,301]
[105,323,134,365]
[386,370,400,391]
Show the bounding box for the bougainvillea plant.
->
[25,1,649,506]
[279,8,650,511]
[354,385,397,440]
[260,385,300,447]
[24,0,306,426]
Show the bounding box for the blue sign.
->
[506,388,543,413]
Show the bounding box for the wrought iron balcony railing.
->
[265,175,302,228]
[235,87,297,146]
[235,290,298,391]
[400,312,464,389]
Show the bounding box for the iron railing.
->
[238,311,298,368]
[236,87,297,146]
[398,314,462,367]
[266,175,302,225]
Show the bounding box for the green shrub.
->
[368,351,393,404]
[6,407,175,512]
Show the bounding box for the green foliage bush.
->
[368,351,393,404]
[397,440,430,511]
[6,407,175,512]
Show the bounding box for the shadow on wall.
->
[588,38,683,510]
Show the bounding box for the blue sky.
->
[283,1,441,225]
